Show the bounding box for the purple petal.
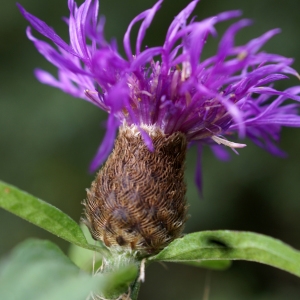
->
[130,47,163,71]
[136,0,162,55]
[123,1,162,61]
[252,115,300,126]
[217,19,252,60]
[188,18,217,73]
[256,74,288,86]
[68,0,89,60]
[244,29,281,54]
[104,81,130,112]
[26,27,91,76]
[221,97,246,137]
[89,114,119,172]
[216,10,242,22]
[68,0,95,62]
[210,144,231,161]
[17,3,77,56]
[91,49,129,88]
[166,0,199,43]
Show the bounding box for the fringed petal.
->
[17,3,77,56]
[89,114,119,172]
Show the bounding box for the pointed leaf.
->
[0,181,108,254]
[150,230,300,277]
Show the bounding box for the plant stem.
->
[100,253,141,300]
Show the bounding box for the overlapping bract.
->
[18,0,300,185]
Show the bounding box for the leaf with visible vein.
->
[0,180,108,255]
[150,230,300,277]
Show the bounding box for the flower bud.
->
[83,125,188,255]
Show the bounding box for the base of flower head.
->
[83,124,188,256]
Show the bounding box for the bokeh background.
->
[1,0,300,299]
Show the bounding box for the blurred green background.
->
[1,0,300,299]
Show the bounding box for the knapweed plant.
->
[1,0,300,299]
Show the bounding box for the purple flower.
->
[18,0,300,190]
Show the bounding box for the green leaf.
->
[150,230,300,277]
[0,180,108,255]
[0,239,137,300]
[178,259,231,270]
[0,239,100,300]
[68,224,103,271]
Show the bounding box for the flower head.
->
[18,0,300,190]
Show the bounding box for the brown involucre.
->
[83,125,188,255]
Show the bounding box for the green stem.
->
[130,279,141,300]
[100,253,141,299]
